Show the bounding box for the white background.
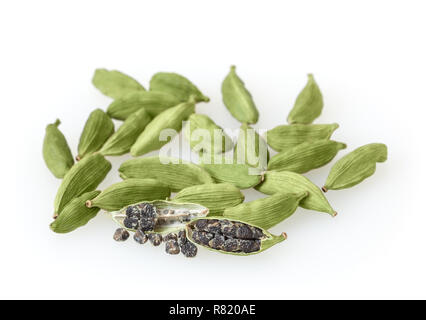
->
[1,0,425,299]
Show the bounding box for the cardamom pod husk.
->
[107,91,181,120]
[184,113,233,154]
[110,200,209,234]
[99,108,152,156]
[323,143,388,191]
[287,74,323,124]
[149,72,209,103]
[92,68,145,99]
[43,119,74,178]
[222,66,259,124]
[54,153,111,217]
[77,109,114,160]
[86,178,171,211]
[186,217,287,256]
[223,191,307,229]
[173,183,245,216]
[50,191,101,233]
[119,156,214,192]
[266,123,339,152]
[200,162,263,189]
[233,123,269,170]
[130,98,196,156]
[256,171,336,216]
[267,140,347,174]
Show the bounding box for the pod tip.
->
[282,232,288,240]
[331,211,338,217]
[53,213,58,220]
[76,155,81,161]
[85,200,93,208]
[321,186,328,193]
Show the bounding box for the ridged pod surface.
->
[173,183,245,216]
[233,123,269,169]
[223,192,307,229]
[268,140,346,174]
[266,123,339,152]
[77,109,114,160]
[54,153,111,217]
[100,108,152,156]
[323,143,388,191]
[119,156,214,192]
[107,91,181,120]
[92,69,145,99]
[149,72,209,103]
[50,191,101,234]
[287,74,323,124]
[130,99,196,156]
[42,119,74,178]
[86,179,171,211]
[221,66,259,124]
[256,171,336,216]
[184,113,233,154]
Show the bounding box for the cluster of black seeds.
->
[123,203,157,232]
[190,219,264,253]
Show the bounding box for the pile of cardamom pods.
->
[43,67,388,257]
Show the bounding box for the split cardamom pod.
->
[130,98,196,156]
[186,217,287,255]
[50,191,101,234]
[256,171,336,216]
[173,183,245,216]
[119,156,214,192]
[86,178,171,212]
[43,119,74,178]
[234,123,269,169]
[99,108,152,156]
[110,200,209,235]
[287,74,323,124]
[323,143,388,191]
[92,68,146,99]
[266,123,339,152]
[149,72,209,103]
[77,109,114,160]
[107,91,181,120]
[222,66,259,124]
[184,113,233,154]
[54,153,111,217]
[223,192,307,229]
[267,140,347,174]
[200,161,263,189]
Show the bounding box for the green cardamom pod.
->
[42,119,74,178]
[149,72,209,103]
[173,183,245,216]
[267,123,339,152]
[54,153,111,217]
[200,162,263,189]
[233,123,269,169]
[268,140,347,174]
[110,200,209,235]
[184,113,233,154]
[256,171,336,216]
[86,178,171,212]
[222,66,259,124]
[119,156,214,192]
[99,108,152,156]
[50,191,101,234]
[323,143,388,192]
[186,217,287,256]
[130,99,196,156]
[223,192,307,229]
[77,109,114,160]
[92,69,145,99]
[287,74,323,124]
[107,91,181,120]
